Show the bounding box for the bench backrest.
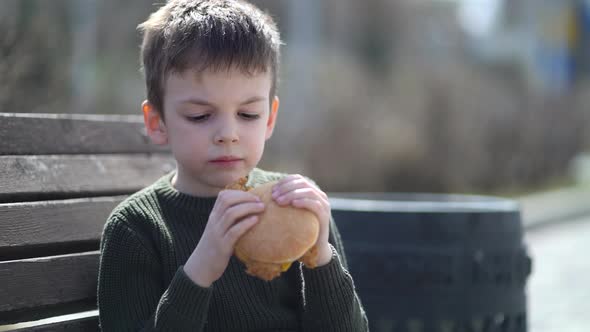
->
[0,113,173,331]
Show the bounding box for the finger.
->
[291,198,328,221]
[273,179,327,200]
[224,215,259,245]
[273,175,311,194]
[214,189,261,214]
[274,187,322,206]
[273,175,306,190]
[220,201,265,231]
[275,174,305,186]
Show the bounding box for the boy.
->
[97,0,369,331]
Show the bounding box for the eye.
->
[187,114,210,122]
[239,112,260,120]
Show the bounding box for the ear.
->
[265,96,279,140]
[142,100,168,145]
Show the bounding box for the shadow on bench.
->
[0,113,173,331]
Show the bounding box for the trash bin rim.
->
[328,192,519,213]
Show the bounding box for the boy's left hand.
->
[271,174,333,266]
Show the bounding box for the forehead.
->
[164,67,272,104]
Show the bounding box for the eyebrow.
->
[180,96,266,107]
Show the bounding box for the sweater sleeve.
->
[98,217,212,331]
[300,217,369,332]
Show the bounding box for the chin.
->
[211,170,251,187]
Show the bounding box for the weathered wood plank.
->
[0,197,125,258]
[0,113,168,155]
[0,154,174,203]
[1,312,99,332]
[0,252,99,313]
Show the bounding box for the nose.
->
[213,118,239,144]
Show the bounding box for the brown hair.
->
[138,0,282,116]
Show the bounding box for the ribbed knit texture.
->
[97,168,369,331]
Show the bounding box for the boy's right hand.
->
[183,190,264,287]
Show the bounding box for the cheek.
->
[245,128,267,155]
[169,125,206,153]
[254,126,270,147]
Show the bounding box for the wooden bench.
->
[0,113,173,331]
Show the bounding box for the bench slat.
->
[0,312,98,332]
[0,113,167,155]
[0,197,125,260]
[0,252,99,313]
[0,114,169,330]
[0,154,174,203]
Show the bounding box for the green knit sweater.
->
[98,168,368,331]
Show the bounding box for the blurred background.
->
[1,0,589,195]
[1,0,589,330]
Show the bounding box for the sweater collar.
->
[152,168,275,215]
[154,171,218,215]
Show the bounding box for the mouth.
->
[211,156,242,162]
[209,156,244,165]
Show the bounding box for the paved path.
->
[525,216,590,332]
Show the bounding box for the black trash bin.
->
[330,193,532,332]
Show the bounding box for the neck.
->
[171,168,222,198]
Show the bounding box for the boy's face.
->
[143,67,279,197]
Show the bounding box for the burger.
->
[228,178,320,281]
